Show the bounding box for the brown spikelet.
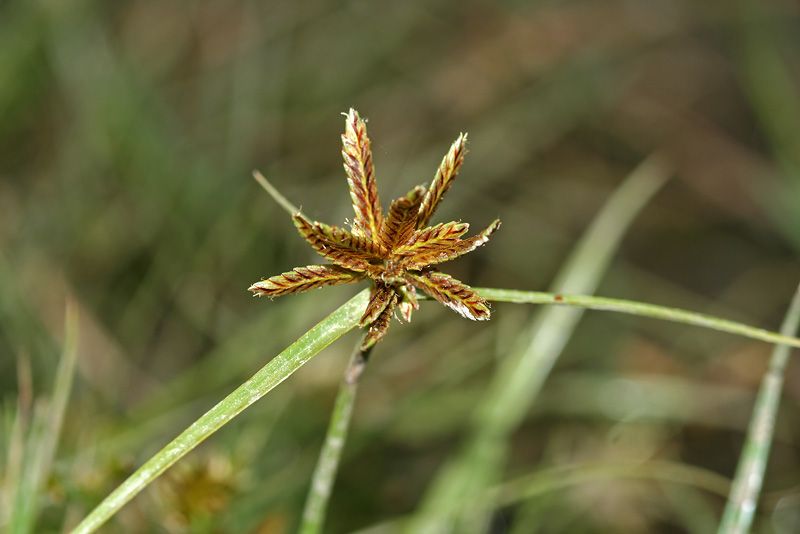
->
[394,221,470,255]
[359,284,395,326]
[417,133,467,229]
[342,109,383,238]
[249,266,366,297]
[311,217,386,258]
[361,292,398,351]
[400,219,500,270]
[292,213,378,272]
[378,186,425,250]
[406,270,490,321]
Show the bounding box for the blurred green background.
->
[3,0,800,532]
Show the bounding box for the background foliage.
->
[2,0,800,532]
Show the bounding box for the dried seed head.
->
[250,111,498,350]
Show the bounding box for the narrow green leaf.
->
[10,302,79,534]
[717,284,800,534]
[69,289,370,534]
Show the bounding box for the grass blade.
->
[68,289,369,534]
[717,284,800,534]
[8,302,80,534]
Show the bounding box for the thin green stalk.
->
[253,170,300,215]
[717,284,800,534]
[68,289,370,534]
[9,302,79,534]
[476,289,800,349]
[300,332,372,534]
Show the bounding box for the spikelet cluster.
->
[250,109,500,350]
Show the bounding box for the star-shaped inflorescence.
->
[250,109,500,350]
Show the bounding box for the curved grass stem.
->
[476,288,800,349]
[69,285,800,534]
[300,331,372,534]
[68,289,370,534]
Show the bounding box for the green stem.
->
[717,284,800,534]
[253,170,301,215]
[300,331,372,534]
[476,288,800,349]
[68,285,800,534]
[68,289,370,534]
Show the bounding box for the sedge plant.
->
[68,110,800,534]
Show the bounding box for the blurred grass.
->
[2,0,800,533]
[718,285,800,533]
[408,154,670,533]
[4,303,78,534]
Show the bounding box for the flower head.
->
[250,109,500,350]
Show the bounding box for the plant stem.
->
[253,170,300,215]
[717,284,800,534]
[476,289,800,349]
[68,290,370,534]
[300,331,372,534]
[67,285,800,534]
